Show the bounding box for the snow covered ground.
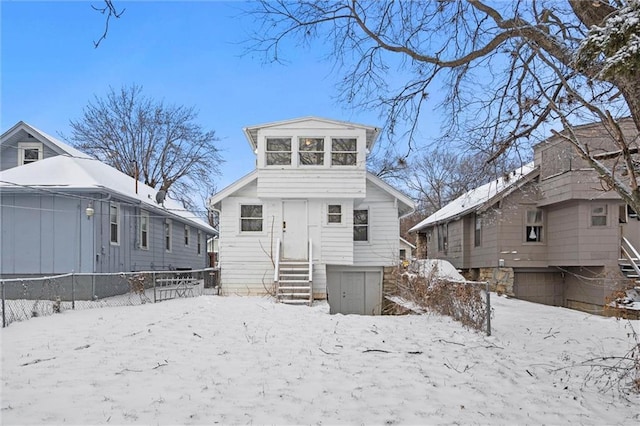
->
[1,294,639,425]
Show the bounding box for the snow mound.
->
[408,259,466,282]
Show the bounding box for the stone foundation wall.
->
[462,267,515,296]
[382,266,398,314]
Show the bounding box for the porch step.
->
[276,259,312,306]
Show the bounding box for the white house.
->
[209,117,414,314]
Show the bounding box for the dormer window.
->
[331,138,357,166]
[299,137,324,165]
[266,138,291,166]
[18,142,43,165]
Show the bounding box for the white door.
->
[282,200,308,260]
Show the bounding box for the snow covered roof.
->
[409,163,537,233]
[1,121,92,160]
[0,155,215,233]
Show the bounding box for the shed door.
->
[327,267,382,315]
[282,200,308,260]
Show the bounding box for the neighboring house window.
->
[332,138,357,166]
[109,203,120,245]
[266,138,291,166]
[18,142,43,165]
[353,209,369,241]
[299,137,324,165]
[525,209,543,242]
[197,231,202,255]
[619,204,628,224]
[591,205,608,226]
[400,249,407,260]
[328,204,342,224]
[474,214,482,247]
[437,223,448,251]
[165,219,172,252]
[184,225,190,246]
[139,210,149,250]
[241,204,263,232]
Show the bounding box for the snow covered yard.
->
[1,294,638,425]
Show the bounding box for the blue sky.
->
[1,1,418,190]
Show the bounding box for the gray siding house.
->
[0,148,216,278]
[209,117,414,315]
[0,121,91,171]
[409,118,640,314]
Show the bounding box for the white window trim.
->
[139,210,149,250]
[524,208,544,243]
[18,142,43,165]
[326,203,344,226]
[109,203,120,246]
[298,136,325,167]
[353,208,369,243]
[590,204,608,227]
[331,137,358,167]
[239,203,265,234]
[165,219,173,252]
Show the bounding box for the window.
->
[241,204,263,232]
[299,138,324,165]
[331,138,357,166]
[400,249,407,260]
[139,211,149,250]
[197,231,202,255]
[353,209,369,241]
[109,203,120,245]
[328,204,342,224]
[18,142,43,165]
[591,205,607,226]
[474,214,482,247]
[437,223,448,251]
[165,219,172,252]
[184,225,190,246]
[525,209,543,242]
[266,138,291,166]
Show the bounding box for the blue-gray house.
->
[0,122,216,279]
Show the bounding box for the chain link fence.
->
[0,268,220,328]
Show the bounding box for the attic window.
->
[331,138,357,166]
[266,138,291,166]
[299,138,324,165]
[18,142,43,165]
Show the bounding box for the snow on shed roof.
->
[0,155,215,233]
[409,163,537,233]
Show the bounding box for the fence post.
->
[153,271,157,303]
[71,273,76,310]
[485,281,491,336]
[2,280,5,328]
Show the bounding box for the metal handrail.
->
[274,238,281,283]
[308,239,313,305]
[621,237,640,279]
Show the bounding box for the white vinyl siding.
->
[257,169,366,198]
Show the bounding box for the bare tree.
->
[91,0,125,48]
[68,84,223,212]
[247,0,640,211]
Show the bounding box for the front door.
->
[282,200,308,260]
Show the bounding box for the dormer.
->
[244,116,379,170]
[243,117,379,199]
